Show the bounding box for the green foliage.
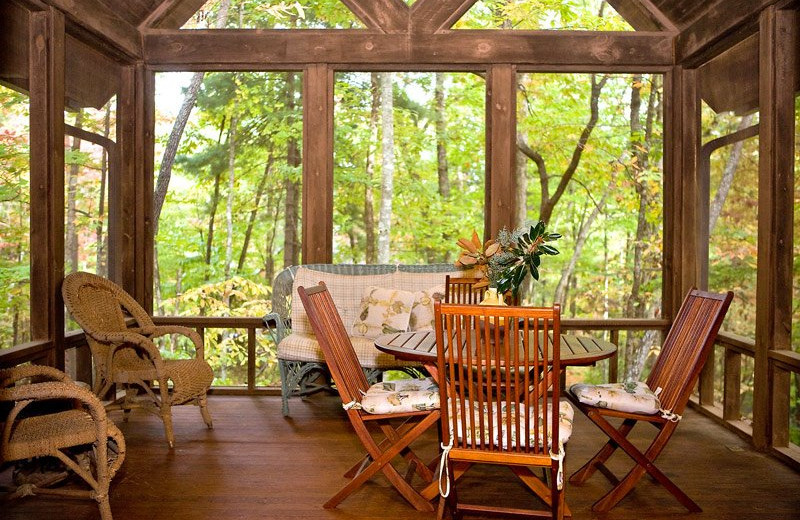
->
[493,221,562,298]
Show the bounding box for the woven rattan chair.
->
[62,271,213,447]
[0,365,126,520]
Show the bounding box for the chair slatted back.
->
[646,289,733,414]
[435,301,561,455]
[298,283,370,406]
[444,276,485,304]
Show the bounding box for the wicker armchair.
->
[62,272,213,447]
[0,365,126,520]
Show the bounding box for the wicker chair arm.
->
[0,365,71,388]
[103,331,167,373]
[0,380,110,447]
[146,325,205,359]
[263,312,289,345]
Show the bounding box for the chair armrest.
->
[146,325,205,359]
[101,331,167,373]
[0,365,71,387]
[263,312,290,346]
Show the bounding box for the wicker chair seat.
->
[3,410,124,470]
[111,358,214,406]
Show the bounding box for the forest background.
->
[0,0,798,440]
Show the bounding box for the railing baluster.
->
[723,349,742,421]
[248,326,256,391]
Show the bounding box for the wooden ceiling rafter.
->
[139,0,208,29]
[41,0,142,59]
[410,0,479,33]
[675,0,785,67]
[606,0,677,32]
[338,0,409,33]
[142,29,673,69]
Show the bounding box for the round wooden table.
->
[375,330,617,380]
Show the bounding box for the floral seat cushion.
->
[358,377,440,414]
[570,380,661,415]
[447,400,574,448]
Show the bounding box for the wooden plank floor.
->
[3,393,799,519]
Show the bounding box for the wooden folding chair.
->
[444,275,485,304]
[297,282,441,512]
[568,288,733,512]
[435,301,571,519]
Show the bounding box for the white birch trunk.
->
[377,72,394,263]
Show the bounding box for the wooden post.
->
[753,6,796,450]
[302,64,334,264]
[28,7,65,368]
[114,63,155,310]
[485,64,516,241]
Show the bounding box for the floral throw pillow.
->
[351,286,415,339]
[570,380,661,415]
[409,284,446,331]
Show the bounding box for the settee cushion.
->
[277,333,420,369]
[409,285,446,331]
[351,286,416,339]
[291,267,394,336]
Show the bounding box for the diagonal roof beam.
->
[339,0,409,33]
[605,0,676,32]
[44,0,141,59]
[411,0,479,33]
[140,0,208,30]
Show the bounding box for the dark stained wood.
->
[699,34,761,114]
[139,65,156,311]
[606,0,677,31]
[96,0,162,27]
[675,0,780,67]
[650,0,721,30]
[139,0,207,29]
[3,394,799,520]
[28,8,65,369]
[0,1,30,92]
[64,35,120,109]
[485,64,516,240]
[111,66,136,296]
[410,0,479,33]
[723,348,742,421]
[302,64,334,264]
[42,0,142,59]
[142,30,674,68]
[339,0,409,32]
[753,6,796,450]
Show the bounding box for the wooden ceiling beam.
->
[140,0,207,29]
[605,0,676,32]
[143,29,673,68]
[675,0,782,67]
[410,0,478,33]
[338,0,409,33]
[42,0,142,59]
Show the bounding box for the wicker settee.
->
[263,263,461,416]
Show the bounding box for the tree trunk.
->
[66,109,83,274]
[554,181,612,303]
[435,72,450,198]
[283,72,301,268]
[515,148,528,226]
[152,0,230,231]
[377,72,395,263]
[364,73,380,263]
[224,103,237,280]
[709,113,754,234]
[263,188,283,282]
[205,171,222,270]
[96,104,110,277]
[238,154,274,272]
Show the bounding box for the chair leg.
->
[570,416,636,484]
[199,394,213,429]
[278,359,291,417]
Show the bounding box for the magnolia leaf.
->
[530,263,540,280]
[459,254,477,265]
[471,230,482,250]
[484,242,501,256]
[458,237,478,254]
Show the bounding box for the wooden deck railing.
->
[693,331,800,469]
[2,314,797,467]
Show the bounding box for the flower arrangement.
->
[455,220,562,299]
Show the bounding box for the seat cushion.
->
[278,333,420,369]
[359,377,440,414]
[446,400,573,448]
[570,380,661,415]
